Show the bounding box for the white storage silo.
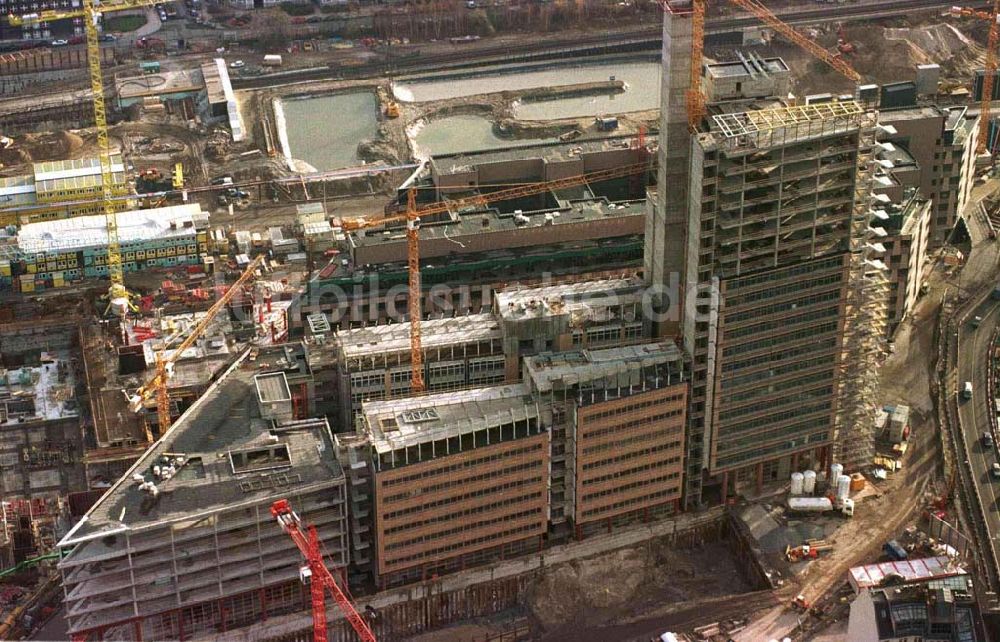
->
[791,472,805,495]
[830,463,843,488]
[836,474,851,503]
[803,470,817,494]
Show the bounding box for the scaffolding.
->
[709,101,868,153]
[834,110,889,471]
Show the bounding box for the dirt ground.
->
[707,15,987,97]
[527,539,753,636]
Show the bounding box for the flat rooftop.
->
[61,349,343,544]
[336,313,501,359]
[706,56,788,78]
[496,276,644,321]
[115,68,204,101]
[18,203,207,255]
[849,556,966,592]
[881,104,946,123]
[202,58,229,105]
[32,155,126,196]
[0,351,78,424]
[255,372,291,403]
[349,197,645,249]
[526,342,685,393]
[361,383,534,455]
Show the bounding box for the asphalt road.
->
[957,296,1000,542]
[953,200,1000,588]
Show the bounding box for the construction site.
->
[2,0,1000,640]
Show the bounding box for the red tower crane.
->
[270,499,377,642]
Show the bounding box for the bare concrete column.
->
[645,3,694,338]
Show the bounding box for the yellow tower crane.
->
[8,0,158,311]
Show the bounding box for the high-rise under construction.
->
[647,1,886,507]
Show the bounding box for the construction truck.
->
[786,539,834,562]
[787,496,854,517]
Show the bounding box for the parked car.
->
[51,39,69,46]
[228,60,245,69]
[973,315,983,328]
[98,34,117,42]
[984,432,994,449]
[992,462,1000,479]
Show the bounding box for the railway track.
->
[232,0,980,91]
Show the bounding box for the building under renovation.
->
[57,349,348,641]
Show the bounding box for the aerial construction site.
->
[3,0,1000,640]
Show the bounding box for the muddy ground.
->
[528,539,753,635]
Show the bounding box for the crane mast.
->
[7,0,158,307]
[271,500,377,642]
[405,188,425,393]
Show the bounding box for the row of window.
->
[720,375,834,412]
[722,353,835,390]
[381,475,545,520]
[723,321,839,357]
[716,430,829,469]
[582,427,682,456]
[384,508,542,552]
[581,486,680,520]
[582,408,684,440]
[583,393,685,420]
[720,400,833,436]
[383,491,545,536]
[582,471,681,503]
[725,304,840,340]
[384,522,540,567]
[722,337,838,375]
[582,456,682,487]
[725,288,841,326]
[383,459,543,504]
[582,441,683,472]
[716,417,831,455]
[377,422,543,471]
[726,254,843,292]
[725,272,843,309]
[355,356,505,389]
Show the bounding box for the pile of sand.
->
[884,23,978,63]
